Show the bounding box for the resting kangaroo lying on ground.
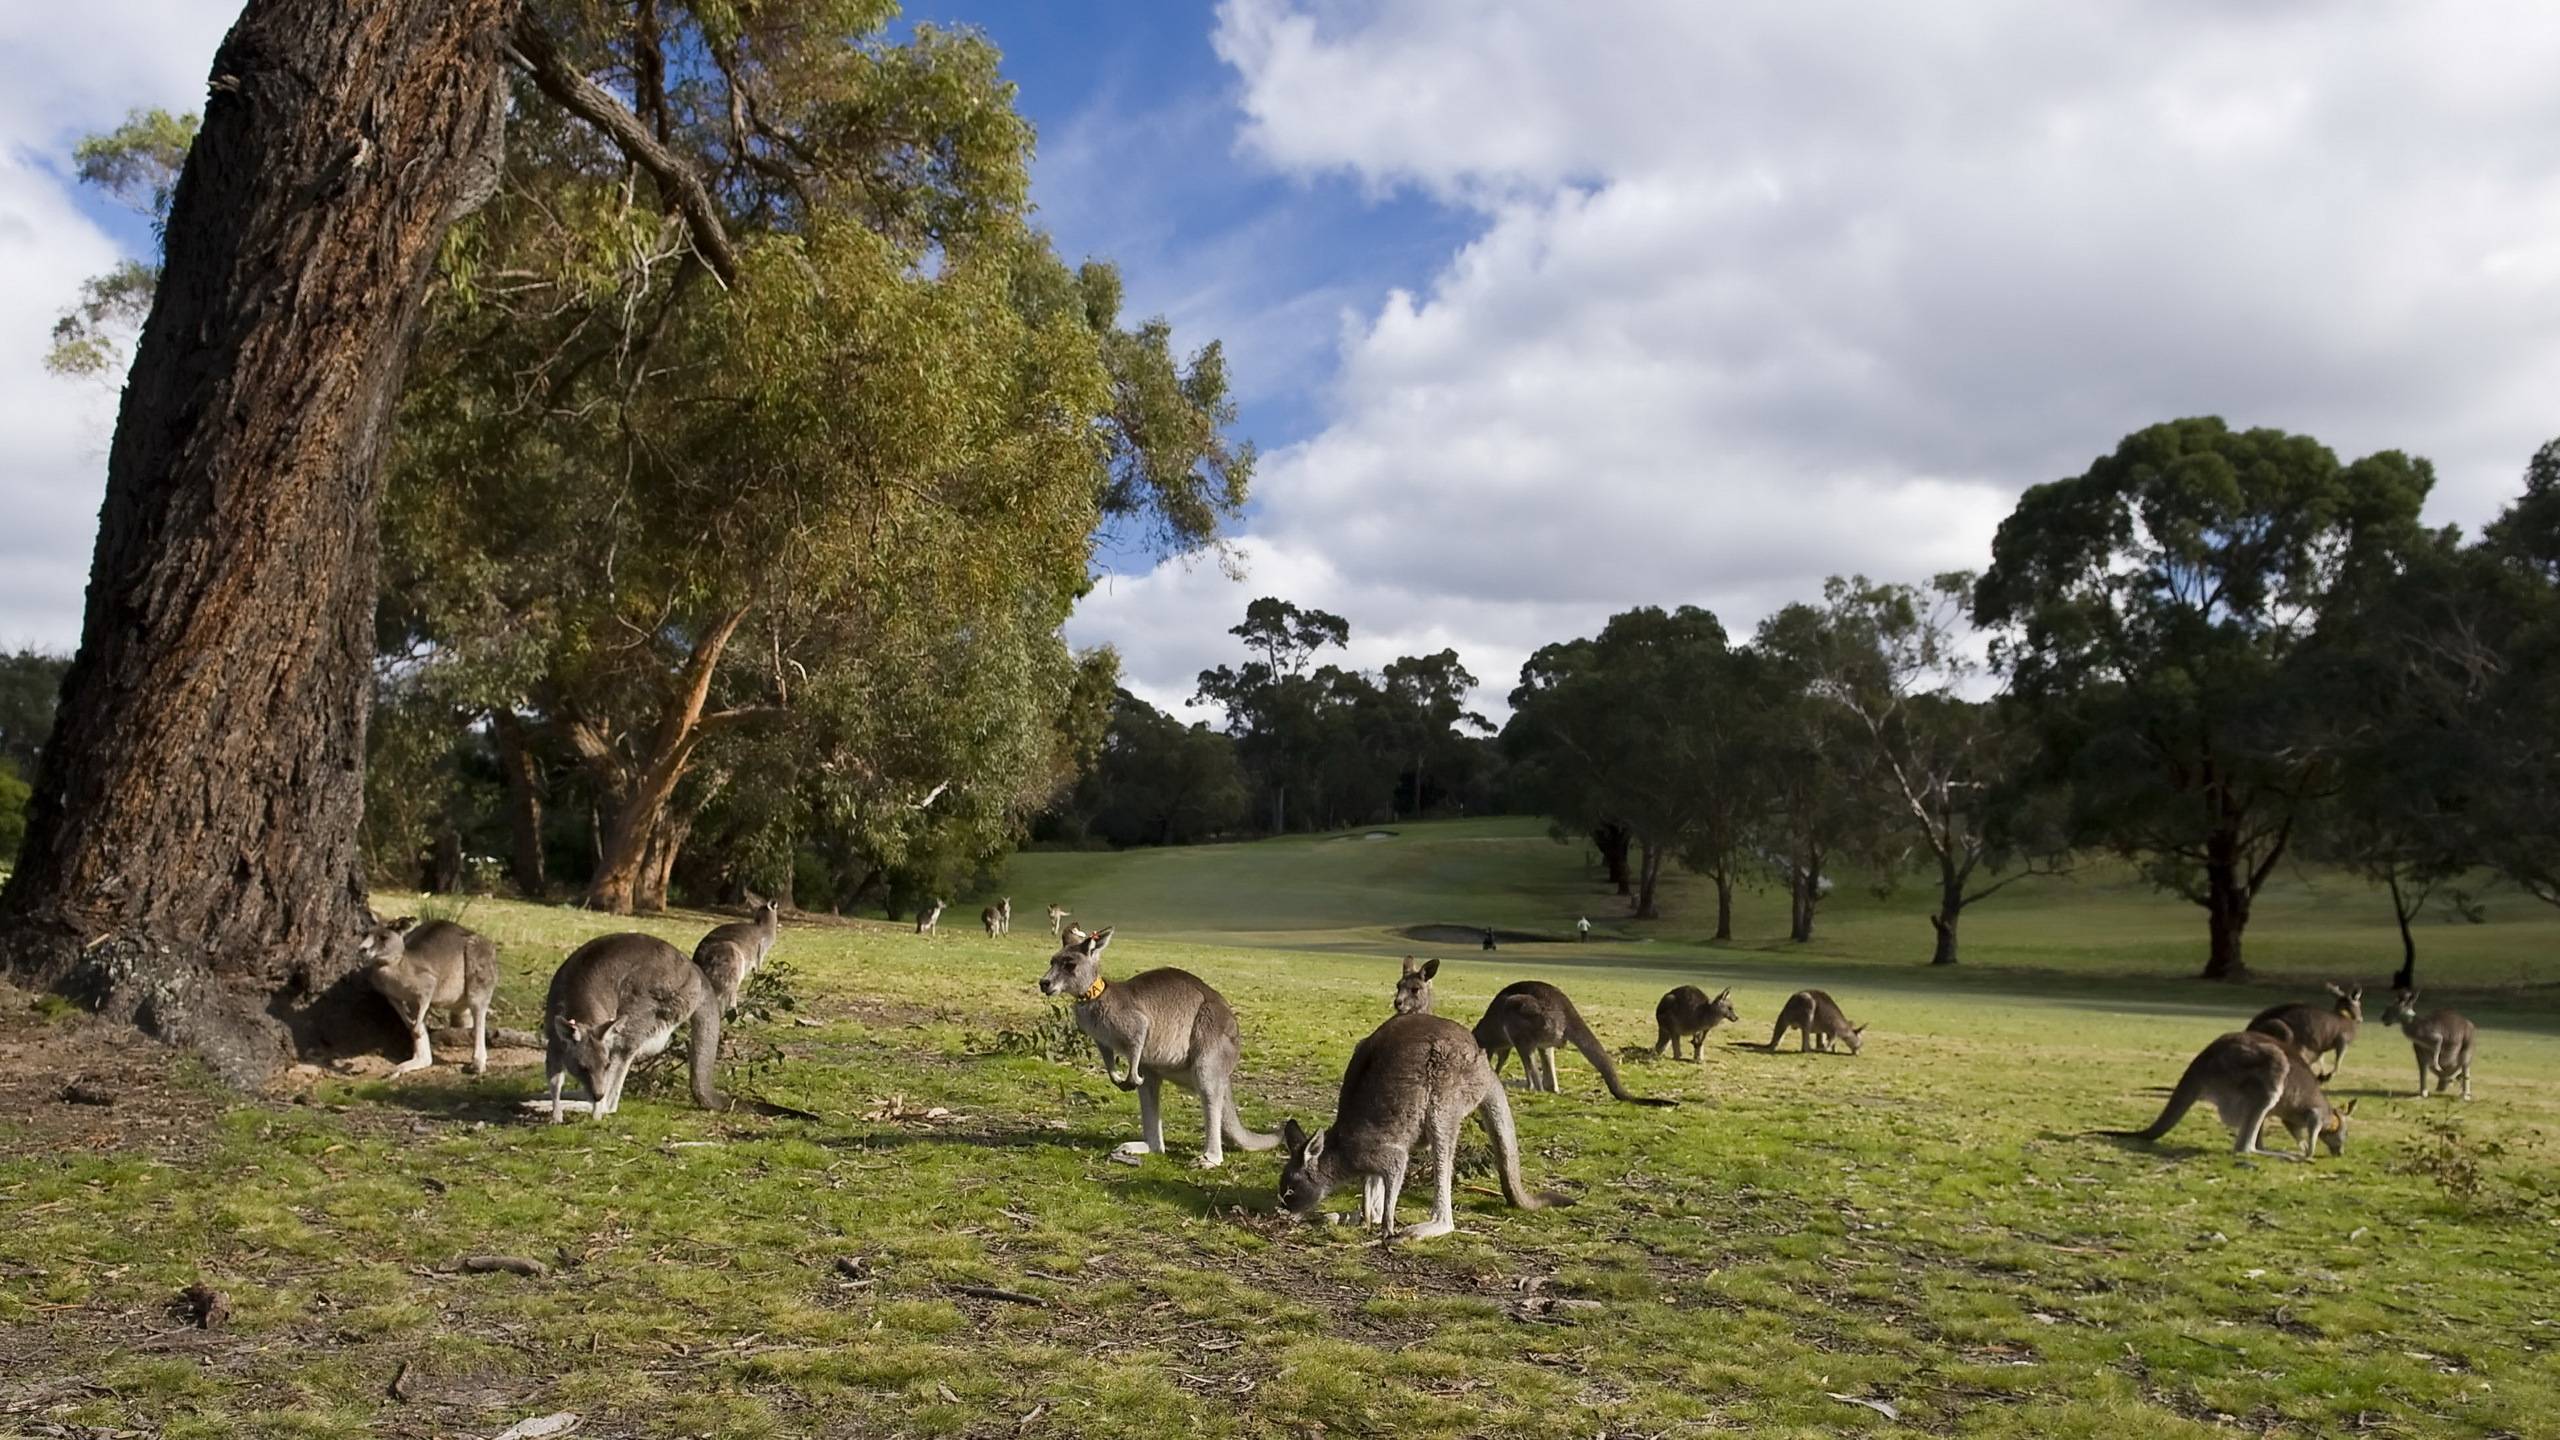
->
[1758,989,1865,1054]
[1037,927,1277,1167]
[2248,983,2361,1079]
[1473,981,1676,1106]
[1279,1012,1565,1240]
[360,915,499,1075]
[2097,1030,2354,1160]
[543,931,749,1122]
[1393,956,1437,1015]
[2382,989,2476,1099]
[1654,985,1739,1061]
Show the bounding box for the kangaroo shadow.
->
[813,1125,1125,1153]
[1107,1166,1277,1217]
[1723,1043,1854,1058]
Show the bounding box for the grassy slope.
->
[0,821,2554,1438]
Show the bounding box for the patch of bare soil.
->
[0,980,230,1167]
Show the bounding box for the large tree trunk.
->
[1713,871,1733,941]
[1930,870,1963,965]
[1633,838,1665,920]
[0,0,514,1084]
[492,710,546,897]
[2201,836,2252,981]
[1592,822,1633,896]
[2388,870,2418,993]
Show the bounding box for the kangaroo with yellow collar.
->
[1036,926,1278,1167]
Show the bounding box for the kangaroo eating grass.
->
[694,897,781,1004]
[1472,981,1676,1106]
[2096,1030,2355,1160]
[2247,983,2362,1079]
[2382,989,2476,1099]
[1756,989,1865,1054]
[1037,927,1277,1167]
[541,931,748,1122]
[1393,956,1438,1015]
[1653,985,1739,1061]
[359,914,498,1075]
[1279,1012,1567,1240]
[914,898,944,937]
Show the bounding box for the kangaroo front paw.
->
[1113,1140,1152,1157]
[1192,1154,1225,1170]
[1400,1218,1456,1240]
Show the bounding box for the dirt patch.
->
[0,980,231,1167]
[1398,924,1572,946]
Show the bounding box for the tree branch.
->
[505,13,739,287]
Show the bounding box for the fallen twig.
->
[951,1284,1049,1307]
[459,1255,550,1278]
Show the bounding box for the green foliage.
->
[0,650,68,777]
[1047,689,1250,847]
[964,1002,1085,1063]
[45,108,196,377]
[0,760,29,863]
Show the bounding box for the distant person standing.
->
[1577,916,1591,942]
[1482,927,1498,952]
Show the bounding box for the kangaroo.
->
[1653,985,1739,1061]
[914,898,944,936]
[2382,989,2476,1100]
[358,915,499,1075]
[1036,927,1277,1167]
[1047,903,1070,939]
[1279,1012,1564,1240]
[982,904,1003,938]
[1756,989,1865,1054]
[2247,982,2361,1079]
[2098,1030,2355,1159]
[542,932,747,1122]
[1472,980,1676,1106]
[694,897,781,1006]
[1392,956,1438,1015]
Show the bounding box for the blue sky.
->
[6,1,2560,724]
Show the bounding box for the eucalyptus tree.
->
[1974,417,2430,980]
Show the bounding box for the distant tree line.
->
[1510,418,2560,981]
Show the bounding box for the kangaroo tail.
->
[1477,1085,1568,1209]
[2095,1057,2205,1141]
[1566,1010,1676,1107]
[687,1002,730,1113]
[1223,1089,1279,1151]
[1759,1015,1792,1051]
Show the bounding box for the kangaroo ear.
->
[1853,1024,1868,1036]
[2325,982,2346,998]
[1420,959,1439,980]
[1086,926,1114,953]
[1714,987,1731,1002]
[1302,1129,1326,1162]
[390,916,420,933]
[1401,955,1420,975]
[1281,1117,1307,1152]
[2341,1098,2358,1117]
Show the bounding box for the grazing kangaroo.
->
[1472,981,1676,1106]
[1654,985,1739,1061]
[2382,989,2476,1099]
[1754,989,1865,1054]
[1393,956,1438,1015]
[543,932,746,1122]
[359,915,499,1076]
[1279,1012,1563,1240]
[1047,903,1070,939]
[2247,983,2361,1079]
[2098,1030,2355,1159]
[914,898,944,937]
[694,897,781,1005]
[1036,927,1277,1167]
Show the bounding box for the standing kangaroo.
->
[1279,1012,1565,1240]
[2382,989,2476,1099]
[359,915,499,1075]
[1653,985,1739,1061]
[542,932,748,1122]
[1758,989,1865,1054]
[1472,980,1676,1106]
[2097,1030,2355,1160]
[2247,983,2361,1079]
[981,903,1003,938]
[1036,927,1277,1167]
[1392,956,1438,1015]
[1046,904,1070,939]
[694,897,781,1005]
[914,898,944,937]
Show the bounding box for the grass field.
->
[3,819,2558,1437]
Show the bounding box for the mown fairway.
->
[3,820,2557,1437]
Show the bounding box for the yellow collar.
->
[1077,975,1107,1003]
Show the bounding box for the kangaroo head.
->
[1394,957,1438,1015]
[1843,1022,1867,1055]
[2321,1098,2356,1156]
[2383,989,2419,1026]
[754,897,781,928]
[2325,982,2365,1021]
[1278,1118,1334,1213]
[1710,986,1739,1024]
[355,915,416,965]
[1038,926,1114,998]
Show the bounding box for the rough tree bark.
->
[1632,837,1666,920]
[0,0,517,1084]
[580,604,753,914]
[491,710,546,897]
[1592,822,1633,896]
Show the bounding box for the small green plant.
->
[967,1004,1087,1064]
[642,955,805,1101]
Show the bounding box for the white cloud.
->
[0,0,235,652]
[1084,0,2560,721]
